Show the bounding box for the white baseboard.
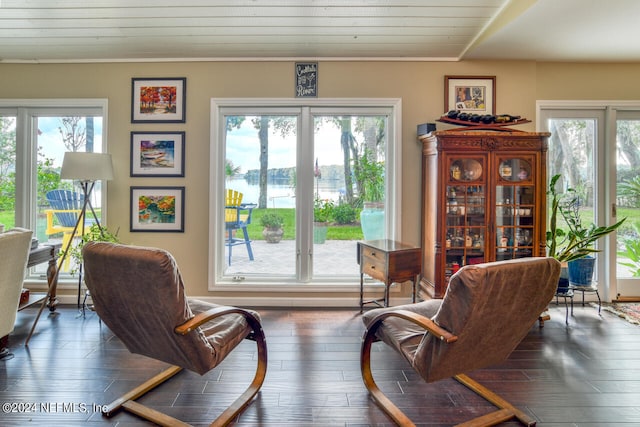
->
[53,293,414,308]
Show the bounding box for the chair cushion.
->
[362,299,442,360]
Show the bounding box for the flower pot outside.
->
[262,227,284,243]
[360,202,384,241]
[313,222,328,244]
[568,256,596,287]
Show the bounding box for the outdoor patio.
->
[224,239,361,277]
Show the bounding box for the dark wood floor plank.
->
[1,304,640,426]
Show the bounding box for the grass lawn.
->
[248,208,364,240]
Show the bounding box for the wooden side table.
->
[357,239,422,312]
[23,243,61,312]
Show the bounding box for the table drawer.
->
[361,246,386,263]
[362,256,386,282]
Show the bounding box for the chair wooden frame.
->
[361,309,536,427]
[103,305,267,427]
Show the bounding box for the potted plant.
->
[353,148,385,240]
[61,224,120,275]
[260,212,284,244]
[546,174,625,290]
[313,198,334,244]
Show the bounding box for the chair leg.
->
[102,325,268,427]
[242,226,254,261]
[227,229,233,265]
[211,318,268,427]
[103,365,183,418]
[361,327,416,426]
[361,326,537,427]
[454,373,537,426]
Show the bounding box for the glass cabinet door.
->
[495,156,535,260]
[445,157,486,283]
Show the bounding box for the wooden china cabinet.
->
[419,130,551,299]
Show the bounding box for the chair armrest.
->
[175,305,262,336]
[367,309,458,343]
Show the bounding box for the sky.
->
[37,117,104,167]
[225,117,345,173]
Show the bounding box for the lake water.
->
[228,177,344,208]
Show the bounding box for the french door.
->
[615,111,640,299]
[210,99,400,290]
[539,103,640,301]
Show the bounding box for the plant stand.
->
[554,288,574,324]
[570,282,601,314]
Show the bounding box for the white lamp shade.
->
[60,152,114,181]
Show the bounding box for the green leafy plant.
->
[333,203,358,225]
[547,174,625,262]
[353,148,384,204]
[259,212,284,229]
[313,198,335,223]
[61,224,120,275]
[618,222,640,277]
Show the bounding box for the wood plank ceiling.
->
[1,0,640,63]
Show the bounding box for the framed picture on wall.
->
[130,186,185,232]
[130,131,185,177]
[131,77,186,123]
[295,62,318,97]
[444,75,496,115]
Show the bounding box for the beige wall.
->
[2,59,638,301]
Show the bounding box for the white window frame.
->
[0,99,109,286]
[208,98,402,293]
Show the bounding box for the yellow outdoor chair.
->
[44,189,94,271]
[225,189,256,265]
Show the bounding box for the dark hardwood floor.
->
[1,301,640,426]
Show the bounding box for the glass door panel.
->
[547,118,595,211]
[0,115,16,230]
[444,155,486,283]
[224,115,298,277]
[616,117,640,297]
[312,115,386,278]
[35,116,104,273]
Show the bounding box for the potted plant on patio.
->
[313,198,334,244]
[260,212,284,244]
[546,174,626,291]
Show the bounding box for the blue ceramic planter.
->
[568,256,596,287]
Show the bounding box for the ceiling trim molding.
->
[0,56,461,64]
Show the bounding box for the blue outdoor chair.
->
[225,189,256,265]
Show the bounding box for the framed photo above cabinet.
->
[419,130,551,299]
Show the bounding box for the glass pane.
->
[313,115,386,278]
[224,115,298,277]
[547,118,596,247]
[616,119,640,279]
[35,116,104,273]
[0,116,16,231]
[445,182,486,281]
